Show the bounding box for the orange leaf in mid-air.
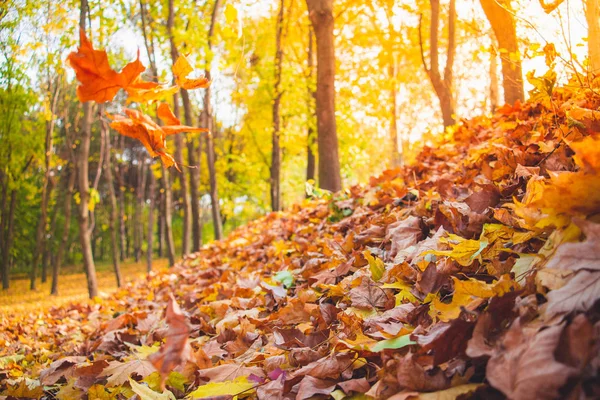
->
[67,29,145,103]
[125,79,179,104]
[172,55,210,90]
[108,104,208,169]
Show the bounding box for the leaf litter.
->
[1,83,600,399]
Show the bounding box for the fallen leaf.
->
[188,376,255,399]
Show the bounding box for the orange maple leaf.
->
[172,55,210,90]
[108,104,208,170]
[67,29,145,103]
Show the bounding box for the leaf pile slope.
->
[1,85,600,399]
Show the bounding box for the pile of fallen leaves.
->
[1,81,599,400]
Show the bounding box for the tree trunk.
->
[586,0,600,75]
[134,155,146,262]
[306,0,342,192]
[51,169,75,295]
[204,0,224,240]
[77,0,98,298]
[480,0,524,105]
[30,115,55,290]
[41,182,58,283]
[147,164,156,272]
[162,163,176,265]
[115,138,127,262]
[306,29,316,185]
[167,0,191,255]
[420,0,456,128]
[271,0,284,211]
[1,190,16,290]
[158,189,164,257]
[182,92,202,251]
[100,104,122,287]
[389,58,401,167]
[140,0,177,259]
[489,32,500,113]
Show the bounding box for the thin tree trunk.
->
[51,169,75,295]
[489,32,499,113]
[419,0,457,128]
[41,181,58,283]
[480,0,524,105]
[134,155,146,262]
[158,189,164,257]
[586,0,600,75]
[162,163,176,265]
[115,138,127,262]
[1,190,16,290]
[100,104,122,287]
[271,0,284,211]
[182,92,202,251]
[389,56,401,167]
[147,163,156,272]
[140,0,177,259]
[204,0,224,240]
[77,0,98,298]
[30,115,55,290]
[306,0,342,192]
[306,29,316,185]
[167,0,191,255]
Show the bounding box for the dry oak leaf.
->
[296,376,337,400]
[545,219,600,272]
[148,294,192,386]
[173,55,210,90]
[67,29,145,103]
[108,105,207,169]
[545,270,600,316]
[487,321,577,400]
[100,359,156,387]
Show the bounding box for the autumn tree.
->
[420,0,456,128]
[480,0,524,105]
[306,0,342,192]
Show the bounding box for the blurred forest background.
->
[0,0,593,296]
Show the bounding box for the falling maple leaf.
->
[108,105,208,169]
[172,55,210,90]
[67,29,145,103]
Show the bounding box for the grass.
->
[0,258,169,314]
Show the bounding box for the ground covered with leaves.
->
[1,82,600,399]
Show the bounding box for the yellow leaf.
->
[129,378,176,400]
[363,250,385,281]
[172,55,209,90]
[416,383,483,399]
[188,376,255,399]
[424,237,488,266]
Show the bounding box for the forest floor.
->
[0,258,168,314]
[1,81,599,399]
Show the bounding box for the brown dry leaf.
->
[100,359,156,387]
[487,321,576,400]
[196,364,265,383]
[148,294,192,386]
[545,270,600,316]
[296,376,337,400]
[39,356,87,385]
[545,219,600,272]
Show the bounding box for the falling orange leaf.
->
[67,29,146,103]
[108,104,208,170]
[125,80,179,104]
[172,55,210,90]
